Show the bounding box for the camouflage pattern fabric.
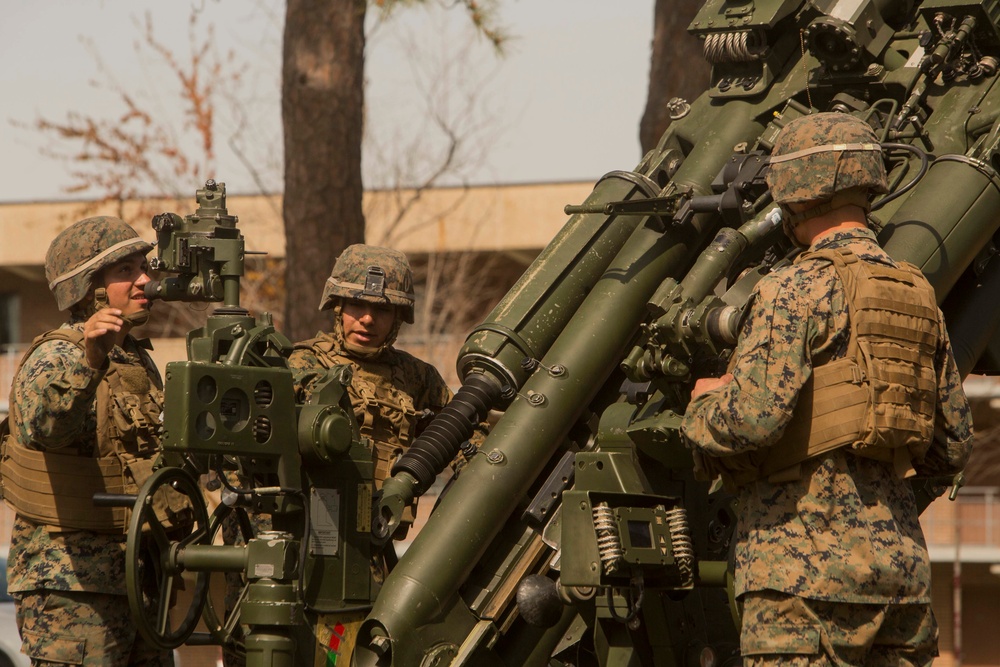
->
[8,326,105,458]
[5,320,167,665]
[44,216,152,312]
[318,244,416,323]
[14,589,172,666]
[221,326,485,667]
[289,330,487,481]
[680,228,973,604]
[765,113,888,206]
[741,590,938,666]
[6,321,163,594]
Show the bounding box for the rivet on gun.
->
[486,449,505,464]
[526,391,547,406]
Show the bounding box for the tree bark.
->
[282,0,367,341]
[640,0,711,154]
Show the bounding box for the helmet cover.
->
[45,216,153,311]
[766,112,888,206]
[319,244,415,323]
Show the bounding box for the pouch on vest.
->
[0,328,186,533]
[0,416,10,502]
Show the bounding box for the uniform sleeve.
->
[915,313,973,477]
[288,348,326,403]
[13,340,104,450]
[412,362,453,411]
[680,274,816,464]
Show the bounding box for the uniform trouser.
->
[740,590,938,666]
[14,589,173,667]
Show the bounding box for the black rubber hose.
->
[390,372,502,494]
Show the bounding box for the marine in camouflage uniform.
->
[290,244,484,491]
[0,217,174,666]
[222,245,485,667]
[680,114,973,665]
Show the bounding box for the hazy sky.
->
[1,1,657,203]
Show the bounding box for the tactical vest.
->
[0,329,184,533]
[743,247,940,483]
[296,336,421,486]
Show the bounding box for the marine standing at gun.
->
[680,113,973,664]
[1,217,180,666]
[290,244,470,488]
[290,245,485,526]
[223,244,484,666]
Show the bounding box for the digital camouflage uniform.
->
[679,115,973,665]
[223,245,484,667]
[1,217,173,667]
[292,244,485,487]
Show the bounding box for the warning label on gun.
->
[310,488,341,556]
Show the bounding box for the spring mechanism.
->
[254,382,273,407]
[666,506,695,585]
[253,415,272,443]
[703,29,766,64]
[593,502,623,575]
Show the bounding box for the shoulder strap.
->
[794,245,858,268]
[295,334,354,370]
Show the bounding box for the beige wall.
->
[0,181,594,267]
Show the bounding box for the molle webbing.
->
[299,337,417,454]
[757,247,939,480]
[1,441,128,530]
[1,328,167,532]
[298,337,419,495]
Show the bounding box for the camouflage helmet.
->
[45,216,153,311]
[319,244,415,323]
[766,112,888,206]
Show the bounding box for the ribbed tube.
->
[390,373,502,494]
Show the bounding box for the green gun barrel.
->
[356,209,712,667]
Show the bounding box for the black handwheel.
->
[125,466,211,650]
[199,503,256,647]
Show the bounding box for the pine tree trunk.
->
[282,0,367,341]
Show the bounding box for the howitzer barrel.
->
[387,101,770,498]
[879,155,1000,301]
[666,100,763,194]
[877,153,1000,375]
[355,211,710,666]
[458,172,658,394]
[940,251,1000,376]
[381,172,662,518]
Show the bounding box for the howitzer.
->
[356,1,1000,665]
[120,0,1000,663]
